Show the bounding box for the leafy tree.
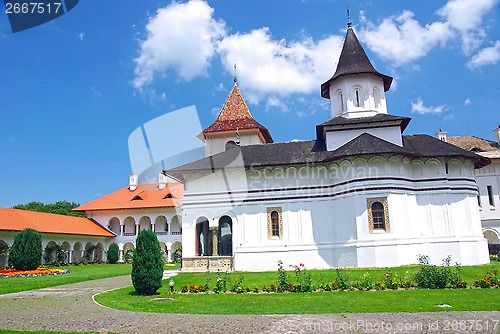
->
[132,229,163,295]
[9,228,42,270]
[107,243,119,264]
[13,201,86,218]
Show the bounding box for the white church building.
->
[167,24,490,271]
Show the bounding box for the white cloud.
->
[437,0,499,54]
[411,98,446,115]
[359,0,500,65]
[218,28,343,102]
[78,32,85,41]
[464,97,472,105]
[133,0,226,90]
[359,11,451,65]
[467,40,500,68]
[265,96,289,112]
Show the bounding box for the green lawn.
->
[95,286,500,314]
[0,263,132,295]
[94,262,500,314]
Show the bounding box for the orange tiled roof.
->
[203,84,273,143]
[0,208,115,237]
[74,183,183,211]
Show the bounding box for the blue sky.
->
[1,0,499,208]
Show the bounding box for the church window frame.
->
[352,85,363,108]
[367,197,390,233]
[336,90,345,112]
[267,207,283,239]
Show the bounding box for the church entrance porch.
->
[184,215,234,272]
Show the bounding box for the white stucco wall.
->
[181,155,489,271]
[325,125,403,151]
[205,132,264,157]
[328,75,388,119]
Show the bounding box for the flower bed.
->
[0,267,70,278]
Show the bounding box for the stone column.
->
[120,224,124,236]
[167,247,172,262]
[151,222,155,233]
[68,250,73,264]
[167,222,171,235]
[135,223,139,235]
[118,249,124,263]
[211,227,218,256]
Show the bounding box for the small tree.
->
[132,229,163,295]
[107,244,119,264]
[9,228,42,270]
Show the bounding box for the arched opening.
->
[171,215,182,235]
[95,243,104,262]
[171,241,182,263]
[44,241,58,264]
[73,242,82,263]
[124,216,136,236]
[139,216,152,231]
[108,217,120,235]
[123,242,135,263]
[61,241,70,264]
[484,230,500,255]
[355,89,361,107]
[155,215,168,235]
[218,215,233,256]
[225,140,237,151]
[159,241,168,261]
[84,242,96,263]
[196,216,211,256]
[0,240,8,267]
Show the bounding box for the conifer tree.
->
[9,228,42,270]
[131,229,163,295]
[107,243,119,264]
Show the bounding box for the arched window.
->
[355,90,361,107]
[218,215,233,256]
[337,90,344,112]
[196,217,211,256]
[371,202,385,230]
[225,140,237,151]
[267,207,283,239]
[271,211,279,237]
[373,87,381,109]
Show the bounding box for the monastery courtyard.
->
[0,271,498,334]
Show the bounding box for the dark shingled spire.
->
[321,26,393,99]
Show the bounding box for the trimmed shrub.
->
[131,229,163,295]
[107,244,119,264]
[9,228,42,270]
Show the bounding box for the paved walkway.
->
[0,272,499,334]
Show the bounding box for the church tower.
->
[200,83,273,157]
[321,23,393,119]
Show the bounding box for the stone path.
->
[0,272,499,334]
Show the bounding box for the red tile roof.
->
[203,84,273,143]
[0,208,114,237]
[74,183,183,211]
